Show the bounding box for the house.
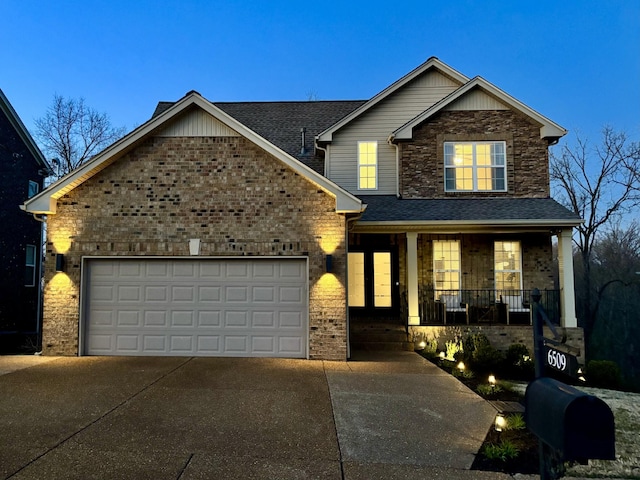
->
[21,58,583,361]
[0,89,52,353]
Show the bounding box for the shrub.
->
[505,413,526,431]
[504,343,535,379]
[482,440,520,462]
[586,360,622,390]
[476,383,503,397]
[445,339,463,361]
[462,333,491,363]
[473,344,505,373]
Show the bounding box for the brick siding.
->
[43,136,347,360]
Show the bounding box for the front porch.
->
[415,288,560,326]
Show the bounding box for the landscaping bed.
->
[418,332,640,478]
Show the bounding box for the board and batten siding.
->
[443,89,509,111]
[326,70,462,194]
[157,109,240,137]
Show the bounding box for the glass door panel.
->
[348,252,365,307]
[373,252,392,307]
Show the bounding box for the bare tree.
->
[551,127,640,338]
[34,94,126,177]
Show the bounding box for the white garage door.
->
[83,258,308,357]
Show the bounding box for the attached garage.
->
[82,257,309,358]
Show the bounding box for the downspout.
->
[345,213,363,360]
[31,213,46,353]
[315,141,328,177]
[388,134,400,198]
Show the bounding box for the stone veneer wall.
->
[409,325,585,364]
[44,136,348,360]
[400,110,550,199]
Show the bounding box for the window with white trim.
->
[433,240,461,309]
[494,241,522,292]
[444,141,506,192]
[25,245,36,287]
[358,141,377,190]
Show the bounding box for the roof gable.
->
[22,92,363,215]
[0,88,51,172]
[391,77,567,142]
[316,57,469,144]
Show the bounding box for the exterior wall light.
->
[325,254,333,273]
[55,253,65,272]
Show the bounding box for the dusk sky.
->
[1,0,638,150]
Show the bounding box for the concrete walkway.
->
[0,352,510,479]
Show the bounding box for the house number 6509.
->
[547,349,567,371]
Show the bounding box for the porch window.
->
[433,240,461,309]
[495,241,524,310]
[444,141,506,192]
[358,141,377,190]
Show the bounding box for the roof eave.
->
[22,92,364,216]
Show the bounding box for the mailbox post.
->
[528,289,615,480]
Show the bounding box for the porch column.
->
[406,232,420,325]
[557,228,577,328]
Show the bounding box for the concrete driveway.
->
[0,352,510,479]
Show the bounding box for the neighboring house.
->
[0,89,51,352]
[22,58,582,361]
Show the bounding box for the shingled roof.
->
[152,99,366,166]
[357,196,581,227]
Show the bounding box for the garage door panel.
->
[117,311,141,326]
[171,286,195,302]
[226,286,248,302]
[197,335,221,352]
[144,311,168,326]
[280,286,303,303]
[116,335,139,351]
[198,311,221,327]
[252,311,275,327]
[198,286,221,302]
[119,263,142,278]
[118,285,142,302]
[84,258,307,358]
[145,286,168,302]
[143,335,167,352]
[224,336,248,353]
[171,311,194,327]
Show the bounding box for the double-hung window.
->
[433,240,461,310]
[494,241,527,312]
[358,141,377,190]
[444,141,506,192]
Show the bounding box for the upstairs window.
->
[28,181,39,198]
[358,141,377,190]
[25,245,36,287]
[444,141,506,192]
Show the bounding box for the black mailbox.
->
[525,377,615,461]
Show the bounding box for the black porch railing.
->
[413,288,560,326]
